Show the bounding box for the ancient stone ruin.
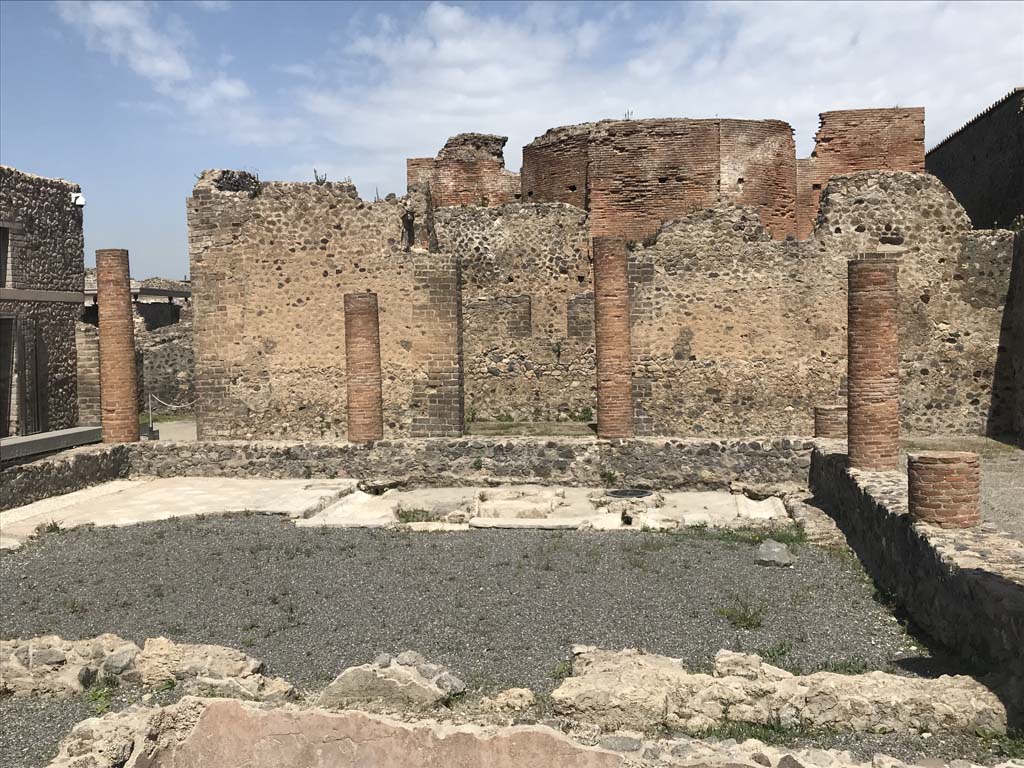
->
[1,97,1022,768]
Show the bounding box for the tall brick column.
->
[344,292,384,443]
[592,236,634,439]
[847,252,900,470]
[908,451,981,528]
[813,405,847,439]
[96,249,140,443]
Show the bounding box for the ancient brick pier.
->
[908,451,982,528]
[813,405,848,439]
[344,292,384,443]
[95,249,140,444]
[846,252,900,470]
[592,236,634,439]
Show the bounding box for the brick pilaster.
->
[592,236,634,438]
[908,451,982,528]
[96,249,140,443]
[344,292,384,443]
[813,404,847,439]
[847,252,900,470]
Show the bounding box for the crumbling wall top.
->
[437,133,509,164]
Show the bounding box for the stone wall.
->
[926,88,1023,230]
[810,444,1024,687]
[521,119,797,242]
[187,171,460,440]
[628,171,1016,437]
[434,203,594,422]
[407,133,520,208]
[1006,235,1024,437]
[795,109,925,239]
[0,436,813,513]
[0,166,84,435]
[139,313,194,413]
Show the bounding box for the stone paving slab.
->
[0,478,356,549]
[0,479,788,549]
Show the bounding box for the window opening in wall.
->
[0,227,10,288]
[812,183,822,190]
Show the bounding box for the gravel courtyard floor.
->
[0,516,1014,766]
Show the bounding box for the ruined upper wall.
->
[520,118,797,242]
[407,133,521,208]
[926,88,1023,230]
[795,108,925,239]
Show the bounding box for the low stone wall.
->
[0,437,811,514]
[126,437,812,491]
[809,444,1024,705]
[0,444,128,512]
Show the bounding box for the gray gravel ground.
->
[0,515,1010,767]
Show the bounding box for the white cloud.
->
[194,0,230,11]
[56,0,295,145]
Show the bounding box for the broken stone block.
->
[756,538,796,567]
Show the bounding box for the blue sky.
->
[1,1,1021,279]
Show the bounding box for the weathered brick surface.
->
[522,119,797,242]
[796,109,925,239]
[408,134,520,208]
[907,451,981,529]
[75,321,100,425]
[813,405,847,439]
[926,88,1023,231]
[434,204,593,422]
[847,252,900,470]
[96,249,140,443]
[593,236,634,438]
[344,292,384,443]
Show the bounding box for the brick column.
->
[96,249,140,443]
[813,405,847,439]
[592,236,634,439]
[908,451,982,528]
[847,252,900,470]
[344,292,384,443]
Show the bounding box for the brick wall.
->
[795,109,925,239]
[521,119,797,242]
[75,321,100,425]
[406,134,521,208]
[434,203,593,423]
[926,89,1023,230]
[188,171,461,440]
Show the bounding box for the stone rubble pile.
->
[317,650,466,710]
[550,647,1006,735]
[0,634,295,702]
[47,696,1024,768]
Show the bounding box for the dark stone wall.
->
[926,90,1024,230]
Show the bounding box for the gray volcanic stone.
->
[756,539,796,567]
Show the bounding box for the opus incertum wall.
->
[96,249,140,444]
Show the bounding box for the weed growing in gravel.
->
[983,734,1024,759]
[153,678,176,693]
[756,640,793,666]
[34,520,63,535]
[599,470,618,486]
[87,683,116,715]
[673,522,807,547]
[689,720,819,746]
[816,657,870,675]
[396,508,436,524]
[715,594,765,630]
[550,660,573,680]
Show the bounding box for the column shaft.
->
[592,236,634,439]
[96,249,140,443]
[344,292,384,443]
